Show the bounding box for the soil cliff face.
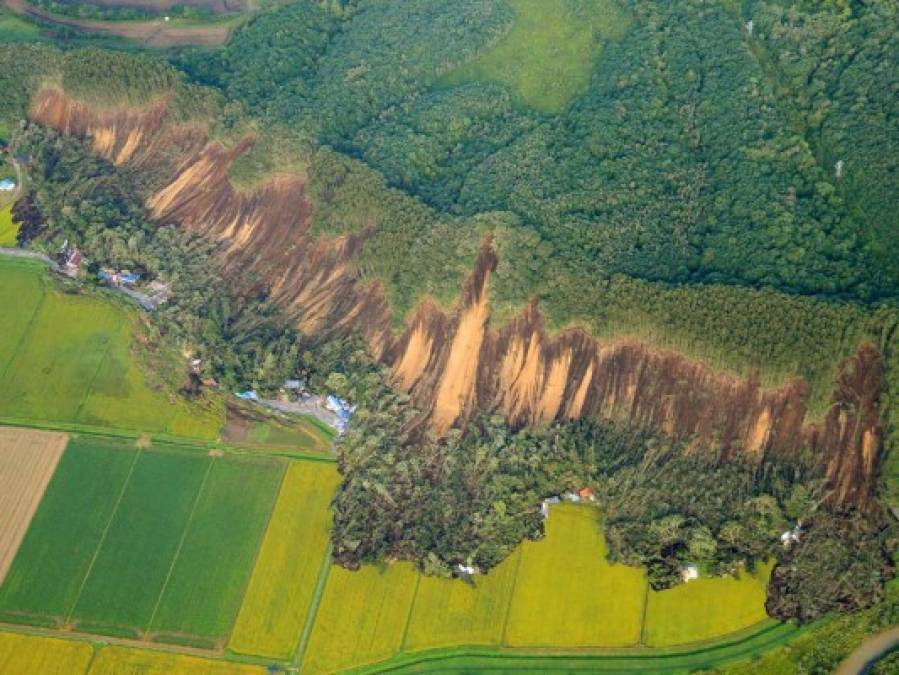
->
[31,88,884,509]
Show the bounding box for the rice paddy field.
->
[440,0,632,113]
[228,461,340,659]
[0,631,93,675]
[0,205,17,245]
[0,435,284,647]
[0,456,783,674]
[0,258,222,439]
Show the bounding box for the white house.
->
[681,565,700,582]
[0,178,15,191]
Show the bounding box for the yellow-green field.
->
[301,563,419,674]
[88,645,265,675]
[0,631,93,675]
[403,549,520,651]
[643,561,774,647]
[0,258,222,438]
[0,205,17,246]
[504,505,647,647]
[441,0,631,113]
[228,462,340,659]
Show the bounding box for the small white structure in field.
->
[457,563,478,576]
[0,178,15,191]
[681,565,700,582]
[781,524,803,547]
[562,491,580,503]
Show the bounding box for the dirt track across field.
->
[3,0,231,47]
[0,426,67,583]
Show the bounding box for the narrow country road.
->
[835,626,899,675]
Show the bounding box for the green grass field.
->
[0,205,18,245]
[229,462,339,659]
[149,456,284,641]
[0,436,137,623]
[0,10,45,44]
[301,563,420,674]
[70,449,211,633]
[0,258,221,438]
[0,436,284,644]
[441,0,631,113]
[504,505,647,647]
[243,417,334,453]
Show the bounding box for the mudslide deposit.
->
[31,88,884,509]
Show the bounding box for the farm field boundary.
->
[351,621,804,674]
[0,427,67,583]
[0,436,284,648]
[0,619,806,674]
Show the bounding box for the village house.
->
[681,565,700,582]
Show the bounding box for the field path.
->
[835,626,899,675]
[2,0,231,46]
[0,427,67,583]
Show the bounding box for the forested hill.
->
[0,0,897,627]
[174,0,899,305]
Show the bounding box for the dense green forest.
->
[0,0,896,631]
[173,0,899,306]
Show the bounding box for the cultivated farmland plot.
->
[0,436,284,647]
[0,427,67,583]
[0,258,221,439]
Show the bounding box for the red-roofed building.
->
[578,487,596,502]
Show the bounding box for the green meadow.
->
[0,258,222,438]
[0,437,283,645]
[0,205,17,246]
[0,436,137,623]
[441,0,631,113]
[71,449,212,634]
[149,456,283,642]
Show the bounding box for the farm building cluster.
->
[60,245,171,309]
[235,380,356,434]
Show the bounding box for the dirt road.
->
[836,626,899,675]
[4,0,231,46]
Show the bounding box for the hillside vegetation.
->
[0,0,895,636]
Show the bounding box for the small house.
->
[781,524,802,547]
[457,563,478,576]
[0,178,15,191]
[236,390,260,401]
[64,249,83,273]
[681,565,699,582]
[578,487,596,502]
[562,491,580,503]
[283,379,303,390]
[540,501,550,518]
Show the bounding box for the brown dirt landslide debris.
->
[30,88,887,511]
[0,427,67,583]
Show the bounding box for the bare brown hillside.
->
[30,88,884,509]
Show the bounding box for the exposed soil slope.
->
[30,88,885,509]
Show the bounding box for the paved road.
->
[836,626,899,675]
